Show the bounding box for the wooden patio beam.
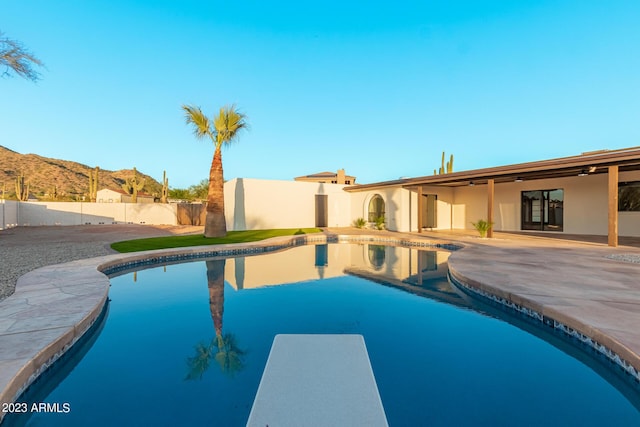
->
[417,186,423,233]
[487,179,494,238]
[608,165,619,247]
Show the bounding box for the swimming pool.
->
[5,243,640,426]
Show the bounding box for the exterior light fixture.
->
[588,166,597,173]
[514,177,523,183]
[578,169,589,177]
[469,181,475,186]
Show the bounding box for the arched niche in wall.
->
[367,194,385,222]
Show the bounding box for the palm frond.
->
[182,104,212,141]
[213,333,247,377]
[184,341,215,381]
[213,105,248,148]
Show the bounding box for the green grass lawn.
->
[110,228,323,253]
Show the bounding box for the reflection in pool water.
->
[184,260,247,381]
[6,243,640,426]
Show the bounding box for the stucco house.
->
[294,169,356,185]
[225,147,640,246]
[96,188,155,203]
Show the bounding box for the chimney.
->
[337,169,346,184]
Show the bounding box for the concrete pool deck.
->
[444,231,640,380]
[1,225,640,419]
[0,224,204,301]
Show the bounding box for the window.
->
[368,195,385,222]
[619,182,640,211]
[521,189,563,231]
[367,245,386,270]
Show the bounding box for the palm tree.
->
[185,334,245,380]
[207,260,226,339]
[185,340,215,381]
[182,104,248,237]
[185,259,246,379]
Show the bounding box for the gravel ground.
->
[605,253,640,264]
[0,225,203,301]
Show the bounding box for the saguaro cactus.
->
[121,167,145,203]
[434,152,454,175]
[88,166,99,202]
[15,173,29,201]
[161,170,169,204]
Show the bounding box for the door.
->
[422,194,437,229]
[315,195,328,227]
[521,190,563,231]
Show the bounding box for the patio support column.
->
[487,179,494,238]
[608,165,619,247]
[417,186,423,233]
[417,250,423,286]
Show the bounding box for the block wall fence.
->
[0,200,177,230]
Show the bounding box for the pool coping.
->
[2,231,640,421]
[0,233,456,420]
[447,268,640,383]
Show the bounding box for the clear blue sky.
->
[2,1,639,188]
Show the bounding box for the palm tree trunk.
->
[206,259,226,337]
[204,147,227,237]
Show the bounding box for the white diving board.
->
[247,334,388,427]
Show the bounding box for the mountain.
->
[0,145,162,201]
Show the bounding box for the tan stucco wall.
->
[618,170,640,237]
[488,172,640,236]
[451,185,487,230]
[96,189,154,204]
[224,178,351,230]
[452,175,611,233]
[13,202,177,226]
[97,189,123,203]
[0,200,19,229]
[223,243,451,290]
[344,170,640,236]
[620,212,640,237]
[349,187,416,232]
[419,186,454,230]
[224,244,353,289]
[350,244,450,280]
[231,170,640,236]
[444,170,640,236]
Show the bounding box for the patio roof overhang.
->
[344,146,640,192]
[344,146,640,247]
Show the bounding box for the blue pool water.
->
[5,244,640,426]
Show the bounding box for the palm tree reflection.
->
[185,259,246,380]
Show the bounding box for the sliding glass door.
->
[521,189,564,231]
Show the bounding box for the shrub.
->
[375,216,386,230]
[353,217,366,229]
[471,219,493,238]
